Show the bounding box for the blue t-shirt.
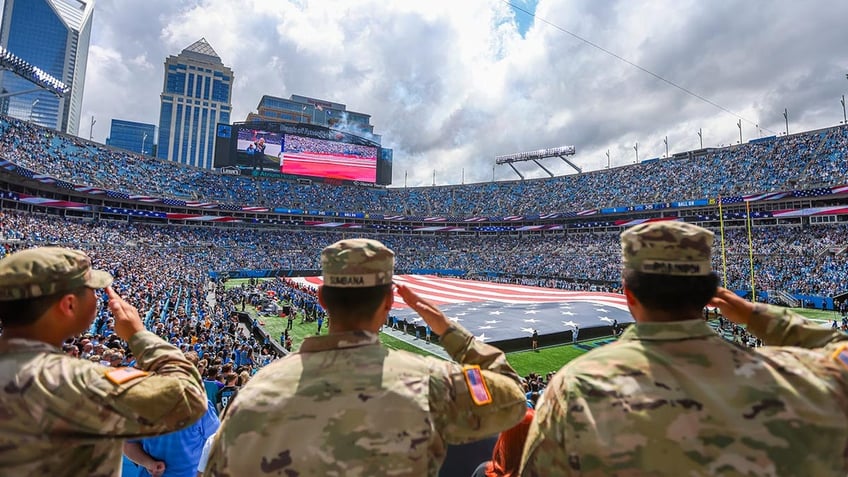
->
[130,401,220,477]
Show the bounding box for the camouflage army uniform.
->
[206,238,526,476]
[0,247,208,477]
[521,306,848,476]
[0,332,208,476]
[206,324,526,476]
[521,222,848,476]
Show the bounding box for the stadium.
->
[2,112,846,362]
[2,1,848,475]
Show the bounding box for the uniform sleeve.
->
[520,385,573,477]
[31,330,207,438]
[429,324,526,444]
[747,304,848,350]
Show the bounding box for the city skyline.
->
[76,0,848,186]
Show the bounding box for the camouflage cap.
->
[621,221,714,276]
[321,238,394,288]
[0,247,113,301]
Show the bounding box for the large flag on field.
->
[290,275,633,343]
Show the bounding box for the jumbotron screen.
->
[280,134,377,182]
[235,128,377,182]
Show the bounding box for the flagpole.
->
[718,195,727,288]
[746,199,756,302]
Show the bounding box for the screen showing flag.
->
[279,134,378,182]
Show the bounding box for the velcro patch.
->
[463,365,492,406]
[105,367,150,385]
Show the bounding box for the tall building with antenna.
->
[157,38,233,168]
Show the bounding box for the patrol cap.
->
[0,247,113,301]
[321,238,394,288]
[621,221,714,276]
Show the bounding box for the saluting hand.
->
[106,286,145,341]
[709,287,755,325]
[396,283,451,335]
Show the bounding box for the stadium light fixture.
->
[737,119,742,144]
[841,95,846,125]
[0,46,68,98]
[663,136,669,158]
[697,128,703,149]
[634,142,639,163]
[495,145,577,179]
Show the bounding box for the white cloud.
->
[81,0,848,185]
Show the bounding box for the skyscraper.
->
[157,38,233,169]
[0,0,94,135]
[106,119,155,155]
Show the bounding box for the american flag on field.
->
[162,198,187,206]
[242,206,269,212]
[502,215,524,221]
[576,209,597,216]
[0,159,16,171]
[831,185,848,195]
[463,217,488,222]
[382,215,406,221]
[539,213,559,220]
[290,275,633,343]
[423,216,448,222]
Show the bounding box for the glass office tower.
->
[0,0,94,135]
[106,119,155,155]
[157,38,233,169]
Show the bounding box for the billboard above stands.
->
[214,121,390,185]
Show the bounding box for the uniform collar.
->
[619,319,717,341]
[298,330,380,352]
[0,337,62,353]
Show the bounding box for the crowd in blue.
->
[2,211,845,304]
[1,116,846,216]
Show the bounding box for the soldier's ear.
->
[317,286,325,308]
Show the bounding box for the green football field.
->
[227,279,843,377]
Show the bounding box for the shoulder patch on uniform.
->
[831,345,848,370]
[104,367,149,385]
[463,365,492,406]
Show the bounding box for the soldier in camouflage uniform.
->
[0,247,208,477]
[206,238,526,476]
[521,221,848,476]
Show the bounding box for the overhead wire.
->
[505,1,778,135]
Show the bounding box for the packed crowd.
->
[2,116,847,215]
[1,210,845,300]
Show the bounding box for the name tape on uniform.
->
[463,365,492,406]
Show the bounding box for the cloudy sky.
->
[81,0,848,186]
